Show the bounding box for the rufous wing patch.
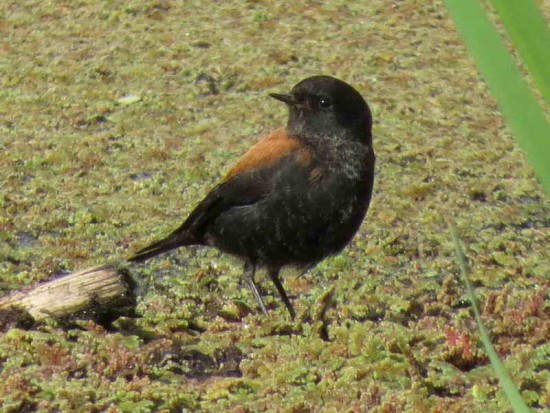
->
[223,128,306,181]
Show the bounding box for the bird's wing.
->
[223,128,308,180]
[129,128,314,262]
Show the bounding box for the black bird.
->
[129,75,375,318]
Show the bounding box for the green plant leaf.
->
[445,0,550,193]
[489,0,550,107]
[450,227,531,413]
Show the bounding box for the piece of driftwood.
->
[0,265,137,326]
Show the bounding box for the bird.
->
[128,75,375,318]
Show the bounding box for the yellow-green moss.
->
[1,0,549,412]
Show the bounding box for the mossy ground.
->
[1,1,549,412]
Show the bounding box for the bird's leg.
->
[268,267,296,319]
[243,262,268,316]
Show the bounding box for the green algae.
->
[0,0,549,411]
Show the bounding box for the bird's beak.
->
[269,93,296,106]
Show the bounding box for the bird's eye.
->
[319,97,332,108]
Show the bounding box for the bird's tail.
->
[127,231,194,263]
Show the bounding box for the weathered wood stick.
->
[0,265,137,324]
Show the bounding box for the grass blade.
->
[489,0,550,107]
[444,0,550,193]
[450,227,531,413]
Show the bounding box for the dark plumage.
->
[129,75,375,318]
